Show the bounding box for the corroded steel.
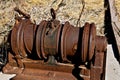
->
[23,20,36,54]
[61,21,72,62]
[96,36,107,52]
[36,20,46,59]
[40,21,48,59]
[18,20,26,57]
[81,22,91,62]
[61,21,80,62]
[2,8,107,80]
[10,19,25,68]
[88,23,96,61]
[43,20,61,57]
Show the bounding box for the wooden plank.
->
[105,45,120,80]
[108,0,120,61]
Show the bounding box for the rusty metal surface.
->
[63,24,79,56]
[88,23,96,61]
[11,20,20,57]
[81,23,90,62]
[96,36,107,52]
[2,8,108,80]
[61,21,71,62]
[18,19,28,57]
[11,69,76,80]
[43,20,61,56]
[10,20,24,68]
[40,21,48,59]
[36,20,46,59]
[90,52,106,80]
[61,21,80,62]
[23,20,36,54]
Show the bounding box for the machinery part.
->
[96,36,107,52]
[36,20,46,59]
[10,19,24,68]
[61,21,80,62]
[17,19,27,57]
[43,20,61,57]
[2,8,107,80]
[50,8,56,20]
[88,23,96,61]
[10,8,107,64]
[14,7,30,19]
[10,8,36,67]
[40,20,48,59]
[23,20,36,54]
[81,22,91,62]
[11,8,97,64]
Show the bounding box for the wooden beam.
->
[108,0,120,62]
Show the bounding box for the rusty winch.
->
[2,8,107,80]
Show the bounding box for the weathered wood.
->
[108,0,120,61]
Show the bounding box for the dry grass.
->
[115,0,120,21]
[1,0,120,42]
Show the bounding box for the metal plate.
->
[88,23,96,61]
[96,36,107,52]
[23,20,35,54]
[36,20,46,59]
[81,23,90,62]
[61,21,70,62]
[43,20,61,56]
[64,25,79,56]
[18,20,28,57]
[41,21,48,59]
[11,20,22,57]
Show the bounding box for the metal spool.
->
[43,20,61,56]
[18,19,28,57]
[81,23,91,62]
[23,20,36,54]
[11,19,97,64]
[61,21,80,62]
[35,9,62,60]
[11,20,27,57]
[40,21,49,59]
[88,23,96,61]
[2,8,108,80]
[11,7,34,58]
[11,19,35,58]
[11,20,20,57]
[36,20,46,59]
[10,8,107,65]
